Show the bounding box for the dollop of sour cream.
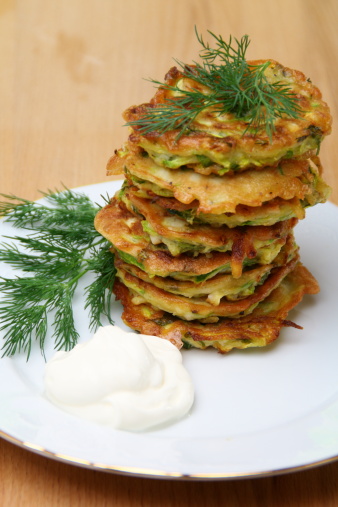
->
[44,326,194,432]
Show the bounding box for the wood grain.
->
[1,1,338,505]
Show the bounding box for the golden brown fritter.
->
[108,150,330,215]
[94,198,291,280]
[123,169,330,227]
[120,186,297,269]
[115,253,299,320]
[131,191,309,227]
[114,236,297,304]
[115,235,298,306]
[123,62,332,174]
[113,263,319,352]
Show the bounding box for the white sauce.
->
[44,326,194,432]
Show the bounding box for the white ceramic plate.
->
[1,181,338,480]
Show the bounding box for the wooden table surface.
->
[1,0,337,505]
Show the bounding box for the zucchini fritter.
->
[115,253,299,320]
[113,263,319,353]
[124,62,332,174]
[108,150,330,216]
[114,234,297,304]
[94,197,293,279]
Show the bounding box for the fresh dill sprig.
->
[0,188,116,359]
[0,188,100,242]
[126,29,302,139]
[84,246,117,331]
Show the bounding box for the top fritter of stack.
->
[119,61,331,176]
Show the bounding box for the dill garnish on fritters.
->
[126,31,302,140]
[123,30,331,174]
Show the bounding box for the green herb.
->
[127,29,302,139]
[0,188,116,359]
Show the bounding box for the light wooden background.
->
[1,0,338,506]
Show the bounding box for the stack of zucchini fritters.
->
[95,58,332,353]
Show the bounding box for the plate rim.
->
[2,427,338,480]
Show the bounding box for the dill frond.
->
[84,247,117,331]
[0,189,116,359]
